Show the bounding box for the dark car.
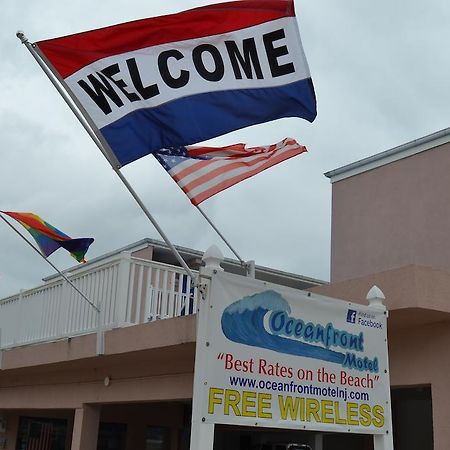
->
[256,443,312,450]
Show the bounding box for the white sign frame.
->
[190,265,393,450]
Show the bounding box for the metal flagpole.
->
[0,213,98,312]
[194,204,256,276]
[17,31,196,281]
[0,213,106,354]
[195,205,245,264]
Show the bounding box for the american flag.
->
[154,138,307,205]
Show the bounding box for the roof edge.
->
[42,237,326,286]
[325,127,450,183]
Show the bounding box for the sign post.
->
[191,246,393,449]
[189,246,223,450]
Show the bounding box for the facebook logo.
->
[346,309,357,324]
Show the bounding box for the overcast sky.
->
[1,0,449,298]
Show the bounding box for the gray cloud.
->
[1,0,449,298]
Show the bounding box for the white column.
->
[115,251,132,325]
[71,405,100,450]
[373,434,394,450]
[201,245,225,276]
[246,260,256,278]
[13,289,25,345]
[367,286,394,450]
[189,245,224,450]
[313,433,323,450]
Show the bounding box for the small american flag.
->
[154,138,307,205]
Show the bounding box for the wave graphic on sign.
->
[221,290,345,364]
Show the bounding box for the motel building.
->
[0,127,449,450]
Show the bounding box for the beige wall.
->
[311,277,450,450]
[2,403,185,450]
[0,316,196,410]
[330,142,450,282]
[0,315,196,450]
[325,139,450,448]
[310,264,450,316]
[389,322,450,450]
[101,403,186,450]
[132,245,153,261]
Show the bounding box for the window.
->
[97,422,127,450]
[145,426,170,450]
[391,386,433,450]
[16,417,67,450]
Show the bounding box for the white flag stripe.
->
[171,141,302,192]
[170,141,286,179]
[187,146,305,201]
[187,143,281,158]
[65,17,307,129]
[170,140,299,188]
[189,146,306,204]
[156,138,307,205]
[171,152,277,189]
[184,149,296,197]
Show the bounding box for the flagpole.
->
[195,205,245,264]
[17,31,196,281]
[196,205,256,277]
[0,213,99,313]
[1,213,105,354]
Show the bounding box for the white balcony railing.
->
[0,252,197,349]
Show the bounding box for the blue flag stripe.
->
[101,79,316,166]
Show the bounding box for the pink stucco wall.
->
[311,277,450,450]
[3,403,186,450]
[0,315,197,450]
[388,321,450,450]
[330,142,450,283]
[0,315,196,410]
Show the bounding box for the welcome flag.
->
[154,138,307,205]
[0,211,94,263]
[36,0,316,167]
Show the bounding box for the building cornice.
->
[325,127,450,183]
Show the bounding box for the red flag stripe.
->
[172,138,300,182]
[176,148,296,193]
[189,146,306,205]
[37,0,295,78]
[173,139,303,189]
[1,211,70,241]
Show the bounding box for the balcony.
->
[0,251,197,350]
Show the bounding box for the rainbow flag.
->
[0,211,94,263]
